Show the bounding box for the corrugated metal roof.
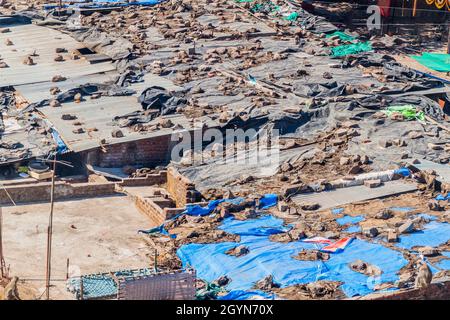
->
[0,24,116,87]
[1,23,213,154]
[39,96,216,152]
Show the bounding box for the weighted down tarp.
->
[177,215,408,298]
[331,42,372,57]
[410,53,450,72]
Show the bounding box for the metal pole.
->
[45,156,57,300]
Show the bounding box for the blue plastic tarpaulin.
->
[390,207,415,212]
[183,194,277,217]
[344,225,361,233]
[436,252,450,270]
[184,198,244,217]
[138,224,176,238]
[218,290,275,300]
[435,194,450,201]
[50,128,69,154]
[394,167,411,177]
[415,213,437,221]
[396,221,450,250]
[259,194,278,210]
[177,214,407,298]
[336,215,365,226]
[332,208,344,215]
[218,214,291,236]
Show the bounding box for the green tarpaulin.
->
[284,12,299,21]
[382,105,425,122]
[251,1,281,13]
[410,52,450,72]
[330,41,372,57]
[325,31,356,41]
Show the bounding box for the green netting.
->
[410,52,450,72]
[284,12,299,21]
[67,268,156,299]
[330,41,372,57]
[325,31,356,41]
[235,0,254,3]
[382,105,425,122]
[251,1,281,14]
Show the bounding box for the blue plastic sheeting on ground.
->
[93,0,165,5]
[138,224,176,238]
[184,194,276,216]
[218,290,275,300]
[435,194,450,201]
[177,215,407,298]
[396,221,450,250]
[394,168,411,177]
[332,208,344,215]
[436,252,450,270]
[259,194,278,209]
[218,215,291,236]
[336,215,365,226]
[415,213,437,221]
[184,198,244,216]
[345,225,361,233]
[390,207,415,212]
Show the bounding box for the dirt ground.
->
[394,47,450,82]
[1,196,155,300]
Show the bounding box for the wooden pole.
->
[0,206,7,279]
[66,258,69,280]
[44,156,57,300]
[447,20,450,54]
[79,277,84,300]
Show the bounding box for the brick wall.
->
[0,181,117,205]
[87,134,177,168]
[120,171,167,187]
[166,167,200,208]
[0,172,167,206]
[134,196,167,226]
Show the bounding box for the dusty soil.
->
[1,196,155,300]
